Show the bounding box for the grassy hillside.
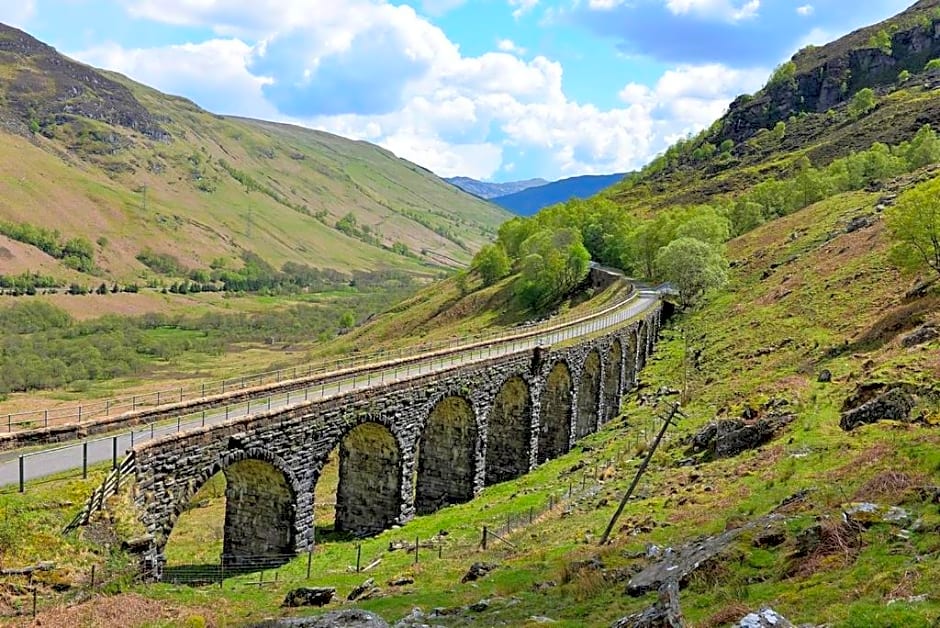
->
[0,23,509,298]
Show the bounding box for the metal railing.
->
[1,279,639,434]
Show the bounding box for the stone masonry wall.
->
[132,305,663,565]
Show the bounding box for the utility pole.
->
[599,403,685,545]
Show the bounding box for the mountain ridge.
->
[0,22,511,291]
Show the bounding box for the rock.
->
[348,578,376,601]
[567,556,604,574]
[690,415,794,460]
[817,369,832,383]
[840,388,916,431]
[794,524,824,557]
[388,577,414,587]
[844,215,874,233]
[752,526,787,549]
[533,580,557,592]
[529,616,557,624]
[901,324,938,348]
[614,580,684,628]
[282,587,335,608]
[467,599,490,612]
[461,562,498,583]
[252,609,389,627]
[628,516,777,596]
[842,502,912,528]
[738,607,794,628]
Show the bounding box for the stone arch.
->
[415,395,478,514]
[485,375,532,485]
[162,447,300,568]
[538,361,573,464]
[604,339,623,424]
[335,422,403,536]
[575,349,602,439]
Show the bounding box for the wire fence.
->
[1,404,678,622]
[2,288,658,493]
[1,279,637,434]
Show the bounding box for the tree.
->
[514,228,590,310]
[471,243,511,286]
[338,310,356,330]
[868,29,892,55]
[654,238,728,308]
[674,207,731,247]
[885,176,940,278]
[848,88,877,118]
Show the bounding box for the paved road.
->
[0,292,660,489]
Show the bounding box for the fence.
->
[2,287,657,493]
[1,279,638,434]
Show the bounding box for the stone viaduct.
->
[131,300,664,570]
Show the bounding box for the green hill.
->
[0,22,510,291]
[2,2,940,627]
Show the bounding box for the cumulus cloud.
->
[619,63,767,135]
[665,0,760,22]
[73,39,277,118]
[96,0,767,180]
[796,4,814,17]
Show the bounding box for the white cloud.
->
[665,0,760,22]
[497,39,527,55]
[73,39,277,118]
[796,4,814,16]
[98,0,767,180]
[0,0,36,29]
[619,63,768,135]
[508,0,538,19]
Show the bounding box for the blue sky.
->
[1,0,915,181]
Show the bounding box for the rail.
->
[1,279,662,490]
[1,273,635,436]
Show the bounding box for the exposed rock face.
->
[0,23,168,140]
[690,413,794,460]
[721,7,940,145]
[840,388,916,430]
[251,610,389,627]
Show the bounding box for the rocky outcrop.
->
[251,610,389,627]
[690,400,795,460]
[0,23,168,141]
[840,387,916,430]
[722,7,940,144]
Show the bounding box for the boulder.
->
[840,388,916,431]
[901,324,938,348]
[252,609,388,627]
[691,414,794,460]
[842,503,912,528]
[282,587,335,608]
[347,578,376,602]
[738,608,794,628]
[461,562,498,583]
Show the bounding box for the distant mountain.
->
[492,173,627,215]
[444,176,548,199]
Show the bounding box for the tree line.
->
[470,124,940,309]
